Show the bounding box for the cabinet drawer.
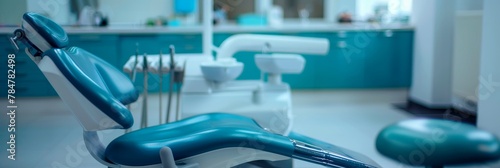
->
[68,35,119,42]
[157,34,201,42]
[169,43,201,53]
[0,80,55,97]
[0,57,45,81]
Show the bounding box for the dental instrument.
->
[125,44,140,132]
[159,50,164,124]
[141,53,149,128]
[174,61,185,121]
[166,45,175,123]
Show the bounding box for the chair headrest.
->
[22,12,69,51]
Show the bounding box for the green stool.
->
[376,119,500,168]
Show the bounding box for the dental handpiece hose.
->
[159,51,163,124]
[126,43,140,133]
[166,45,175,123]
[141,54,148,128]
[132,43,139,81]
[175,61,185,121]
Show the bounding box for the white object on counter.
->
[267,5,283,27]
[256,0,273,14]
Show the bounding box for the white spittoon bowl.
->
[200,59,244,83]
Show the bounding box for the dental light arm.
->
[216,34,330,59]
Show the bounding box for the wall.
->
[456,0,483,10]
[409,0,455,107]
[26,0,71,25]
[478,0,500,137]
[355,0,412,21]
[0,0,27,25]
[325,0,356,22]
[98,0,173,25]
[452,11,482,111]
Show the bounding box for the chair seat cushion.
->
[105,113,294,166]
[376,119,500,166]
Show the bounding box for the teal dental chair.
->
[10,12,380,168]
[376,119,500,168]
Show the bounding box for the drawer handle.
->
[184,45,194,50]
[337,41,347,48]
[384,30,393,37]
[337,31,347,38]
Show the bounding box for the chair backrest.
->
[20,12,138,131]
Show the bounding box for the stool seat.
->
[376,119,500,166]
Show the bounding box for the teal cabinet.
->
[0,29,414,97]
[394,31,414,87]
[68,34,119,68]
[363,30,414,88]
[316,31,366,88]
[0,35,57,97]
[364,31,399,88]
[316,30,414,89]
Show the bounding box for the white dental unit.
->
[122,0,329,135]
[123,34,329,135]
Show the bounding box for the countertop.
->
[0,22,414,34]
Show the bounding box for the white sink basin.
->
[200,59,244,83]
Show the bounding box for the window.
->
[273,0,324,18]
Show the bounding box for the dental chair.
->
[376,119,500,168]
[11,12,380,168]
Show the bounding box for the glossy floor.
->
[0,89,496,168]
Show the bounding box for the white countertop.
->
[0,23,414,34]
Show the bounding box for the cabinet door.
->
[69,35,119,68]
[157,34,202,53]
[316,31,366,88]
[364,30,398,88]
[394,31,414,87]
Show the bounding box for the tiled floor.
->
[0,89,496,168]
